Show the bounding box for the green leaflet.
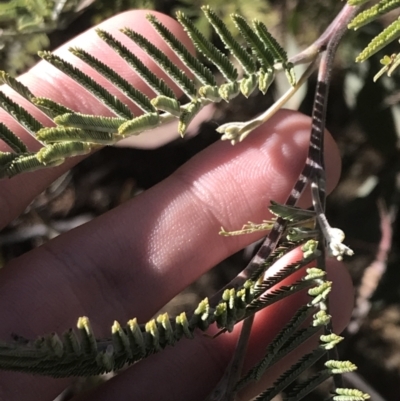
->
[0,6,298,178]
[202,6,257,75]
[333,388,370,401]
[151,95,181,116]
[349,0,400,70]
[2,154,47,177]
[36,142,92,164]
[285,370,332,401]
[254,348,328,401]
[0,71,35,102]
[231,13,274,72]
[237,305,316,389]
[147,14,217,87]
[252,20,296,85]
[37,127,117,145]
[121,27,198,99]
[348,0,400,30]
[0,239,322,378]
[118,112,161,136]
[96,28,177,100]
[347,0,370,5]
[373,53,400,81]
[0,90,43,137]
[178,100,203,136]
[54,113,127,132]
[39,51,134,119]
[0,151,20,166]
[0,122,28,153]
[269,200,316,222]
[69,46,156,114]
[32,97,74,119]
[355,16,400,62]
[176,10,239,82]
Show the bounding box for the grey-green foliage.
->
[0,0,95,75]
[8,203,320,378]
[0,201,368,400]
[0,6,295,179]
[347,0,400,79]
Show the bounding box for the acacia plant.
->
[0,0,398,400]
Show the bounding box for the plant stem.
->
[289,3,362,66]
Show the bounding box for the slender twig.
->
[289,4,363,66]
[210,4,361,399]
[306,4,360,392]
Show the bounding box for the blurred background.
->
[0,1,399,400]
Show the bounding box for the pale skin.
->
[0,10,353,401]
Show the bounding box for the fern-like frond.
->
[36,127,117,144]
[269,200,316,222]
[53,113,127,132]
[0,71,35,102]
[0,91,43,136]
[355,16,400,62]
[69,47,156,114]
[121,28,199,99]
[176,10,239,82]
[254,348,328,401]
[0,279,255,376]
[231,14,274,74]
[0,235,319,377]
[334,388,371,401]
[95,28,177,100]
[146,14,217,87]
[32,97,74,119]
[348,0,400,30]
[237,305,316,389]
[39,51,134,119]
[117,112,161,136]
[201,6,257,75]
[248,271,329,321]
[2,154,47,178]
[36,142,93,165]
[285,369,333,401]
[250,240,318,284]
[0,123,28,153]
[0,8,295,179]
[0,152,21,166]
[247,280,313,315]
[252,20,296,85]
[252,20,286,65]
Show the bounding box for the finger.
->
[73,258,353,401]
[0,9,194,229]
[0,109,341,400]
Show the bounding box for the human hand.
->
[0,10,353,401]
